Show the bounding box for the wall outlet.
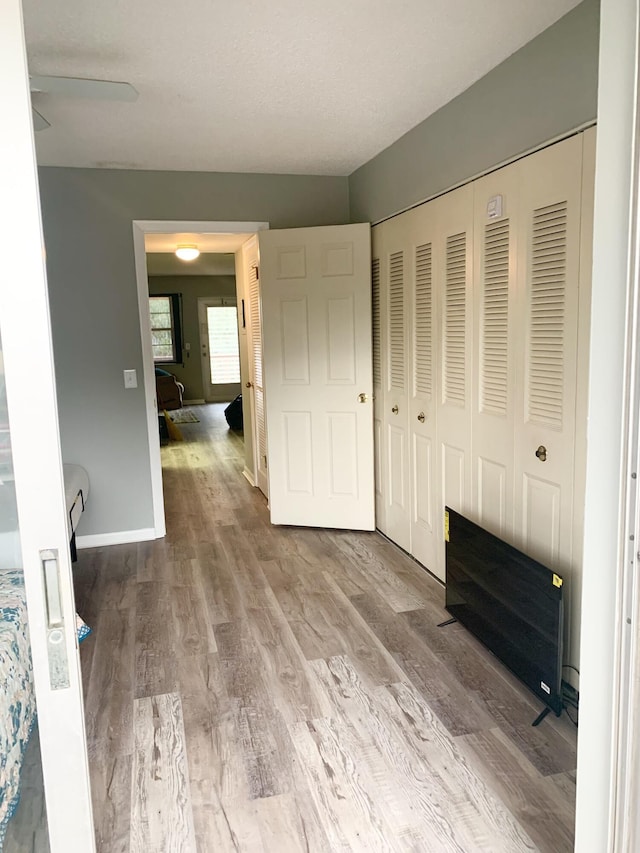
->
[123,369,137,389]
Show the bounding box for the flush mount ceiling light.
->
[175,244,200,261]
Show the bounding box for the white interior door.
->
[1,2,94,849]
[260,224,374,529]
[244,237,269,497]
[198,296,242,403]
[513,135,583,575]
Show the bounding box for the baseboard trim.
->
[77,527,158,549]
[242,467,256,487]
[183,398,205,405]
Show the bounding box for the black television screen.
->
[445,507,564,716]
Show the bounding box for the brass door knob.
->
[417,412,425,423]
[391,405,399,415]
[245,381,253,388]
[535,445,547,462]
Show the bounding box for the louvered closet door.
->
[247,251,269,497]
[514,134,583,576]
[406,204,440,575]
[382,214,411,550]
[435,184,474,579]
[471,163,520,541]
[371,229,386,530]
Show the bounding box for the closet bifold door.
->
[381,214,411,551]
[371,228,386,531]
[406,204,439,576]
[471,163,519,542]
[513,134,583,619]
[434,184,474,581]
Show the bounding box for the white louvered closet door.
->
[406,204,440,576]
[247,249,269,497]
[435,184,474,578]
[382,215,411,550]
[514,134,583,577]
[471,163,520,542]
[371,232,386,529]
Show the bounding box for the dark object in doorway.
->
[224,395,243,431]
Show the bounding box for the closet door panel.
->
[407,204,441,576]
[471,163,519,540]
[435,184,474,579]
[514,134,583,582]
[371,237,387,531]
[381,216,411,551]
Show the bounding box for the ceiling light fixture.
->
[175,244,200,261]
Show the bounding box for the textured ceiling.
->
[23,0,582,176]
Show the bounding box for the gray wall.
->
[40,168,349,537]
[349,0,600,223]
[148,275,237,401]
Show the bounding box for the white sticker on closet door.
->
[321,242,354,277]
[276,246,306,279]
[413,433,433,530]
[328,413,358,497]
[327,295,356,383]
[283,412,313,494]
[477,456,506,537]
[522,474,560,568]
[442,444,465,513]
[281,297,310,384]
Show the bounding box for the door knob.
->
[417,412,425,423]
[535,445,547,462]
[358,393,375,403]
[245,381,253,388]
[391,405,399,415]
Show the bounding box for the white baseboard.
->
[76,527,158,549]
[243,467,256,487]
[183,398,205,405]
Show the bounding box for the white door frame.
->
[132,220,269,536]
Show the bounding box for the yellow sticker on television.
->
[553,574,563,588]
[444,510,450,542]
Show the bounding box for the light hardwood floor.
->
[73,403,577,853]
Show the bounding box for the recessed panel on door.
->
[328,412,358,498]
[477,456,507,537]
[522,474,561,568]
[276,246,307,279]
[283,411,313,495]
[413,433,433,530]
[442,444,465,512]
[388,424,407,509]
[327,295,356,383]
[321,242,354,277]
[281,297,310,383]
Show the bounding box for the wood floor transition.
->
[71,403,577,852]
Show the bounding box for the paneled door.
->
[260,224,374,529]
[380,214,411,550]
[514,134,583,575]
[406,204,440,576]
[1,1,94,849]
[435,184,474,579]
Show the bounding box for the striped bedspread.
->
[0,568,35,846]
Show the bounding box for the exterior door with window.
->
[198,298,242,403]
[1,1,95,849]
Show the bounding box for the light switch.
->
[123,369,137,389]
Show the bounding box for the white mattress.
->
[63,463,89,538]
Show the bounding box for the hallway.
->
[73,404,577,852]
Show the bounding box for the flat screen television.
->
[445,507,564,718]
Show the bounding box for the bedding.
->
[0,568,36,848]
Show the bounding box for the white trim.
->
[132,219,269,536]
[77,527,157,549]
[243,467,256,487]
[183,398,205,405]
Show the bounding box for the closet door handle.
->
[417,412,425,423]
[391,405,399,415]
[535,445,547,462]
[245,381,253,388]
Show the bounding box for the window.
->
[207,305,240,383]
[149,294,182,363]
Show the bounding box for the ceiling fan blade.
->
[29,75,138,102]
[32,107,51,132]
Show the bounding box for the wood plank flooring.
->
[73,403,577,852]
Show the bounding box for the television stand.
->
[531,707,552,727]
[437,617,457,628]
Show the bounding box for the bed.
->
[0,464,90,845]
